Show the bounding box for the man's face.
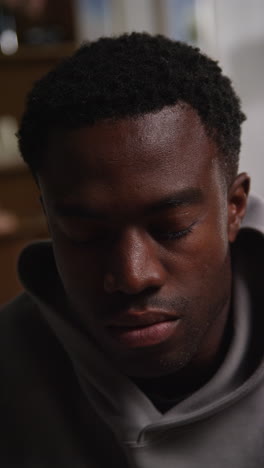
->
[39,104,240,378]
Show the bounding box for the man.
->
[0,33,263,467]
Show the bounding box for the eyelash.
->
[153,225,194,241]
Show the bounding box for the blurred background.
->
[0,0,263,304]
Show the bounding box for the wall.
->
[195,0,264,196]
[74,0,263,196]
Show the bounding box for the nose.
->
[104,228,166,295]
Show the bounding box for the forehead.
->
[39,104,221,209]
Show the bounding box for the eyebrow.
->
[54,203,103,219]
[54,188,203,219]
[147,188,203,214]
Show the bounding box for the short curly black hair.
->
[18,32,246,183]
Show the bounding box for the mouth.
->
[105,312,180,348]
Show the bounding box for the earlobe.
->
[227,173,250,243]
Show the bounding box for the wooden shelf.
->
[0,41,76,63]
[0,161,30,175]
[0,0,75,305]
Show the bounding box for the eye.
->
[151,223,195,242]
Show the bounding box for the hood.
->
[18,194,264,445]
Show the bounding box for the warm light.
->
[0,29,18,55]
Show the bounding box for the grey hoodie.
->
[0,194,263,467]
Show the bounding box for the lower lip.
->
[107,320,180,348]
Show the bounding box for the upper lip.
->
[105,311,179,329]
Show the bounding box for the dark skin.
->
[38,104,249,399]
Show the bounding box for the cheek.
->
[167,218,230,291]
[51,232,103,301]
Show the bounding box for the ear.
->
[227,173,250,243]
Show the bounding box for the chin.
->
[114,347,195,379]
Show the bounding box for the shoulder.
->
[0,292,38,329]
[0,295,122,465]
[0,293,84,426]
[0,293,40,351]
[0,293,72,388]
[0,293,55,356]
